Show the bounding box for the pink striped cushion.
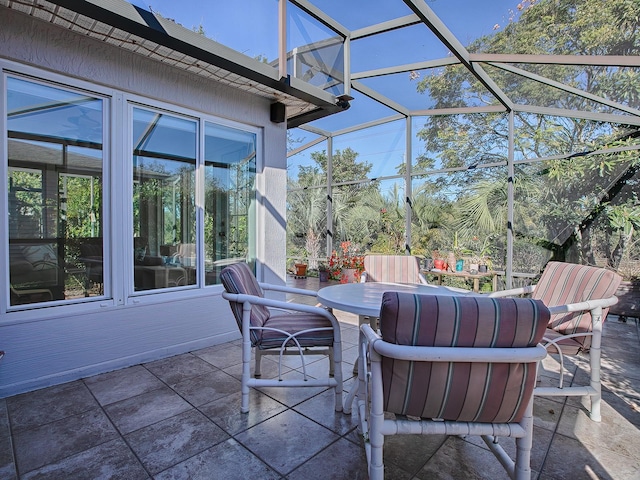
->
[379,293,549,423]
[220,263,270,344]
[533,262,622,350]
[363,255,423,283]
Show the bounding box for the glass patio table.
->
[317,281,474,319]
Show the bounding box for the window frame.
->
[1,61,262,319]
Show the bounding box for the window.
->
[131,109,257,291]
[132,107,197,291]
[204,122,256,285]
[4,72,259,310]
[6,76,105,306]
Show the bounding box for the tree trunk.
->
[611,226,634,270]
[580,224,597,265]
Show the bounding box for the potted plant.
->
[477,237,494,273]
[328,241,364,283]
[431,250,446,271]
[318,263,329,282]
[468,256,480,274]
[293,262,308,277]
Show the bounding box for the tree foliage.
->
[411,0,640,271]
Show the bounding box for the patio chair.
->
[360,254,428,285]
[10,284,53,305]
[489,261,622,421]
[357,292,549,480]
[358,254,430,335]
[220,262,343,413]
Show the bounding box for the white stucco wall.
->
[0,8,288,397]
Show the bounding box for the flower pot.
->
[341,268,358,283]
[478,264,488,273]
[433,259,446,271]
[455,259,464,271]
[294,263,307,277]
[469,263,479,274]
[319,270,329,282]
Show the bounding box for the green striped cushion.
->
[533,262,622,350]
[363,255,423,284]
[379,293,549,423]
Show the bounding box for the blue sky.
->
[129,1,523,180]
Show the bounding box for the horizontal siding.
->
[0,293,240,397]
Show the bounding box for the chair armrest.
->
[418,272,429,285]
[361,323,381,343]
[487,285,535,297]
[259,282,319,298]
[362,323,547,363]
[546,296,618,315]
[222,291,339,326]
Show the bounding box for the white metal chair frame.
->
[222,282,343,414]
[490,285,619,422]
[357,324,547,480]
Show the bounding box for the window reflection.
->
[6,77,104,306]
[132,108,197,291]
[204,123,256,285]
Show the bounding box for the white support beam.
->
[351,14,421,40]
[470,54,640,67]
[352,57,460,80]
[487,62,640,118]
[278,0,287,80]
[297,124,333,137]
[332,114,406,137]
[514,105,640,126]
[326,135,334,255]
[343,35,351,98]
[289,0,349,37]
[411,105,507,116]
[402,0,514,111]
[507,111,515,290]
[405,116,412,255]
[287,136,327,158]
[514,144,640,165]
[352,80,411,117]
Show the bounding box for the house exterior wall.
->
[0,8,288,397]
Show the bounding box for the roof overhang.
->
[0,0,350,128]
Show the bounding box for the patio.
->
[1,276,638,479]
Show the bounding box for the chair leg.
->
[328,346,335,377]
[514,400,534,480]
[254,349,262,378]
[588,341,602,422]
[241,340,253,414]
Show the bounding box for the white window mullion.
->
[196,119,205,287]
[111,93,127,305]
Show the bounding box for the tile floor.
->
[1,277,639,479]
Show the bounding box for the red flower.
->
[326,242,364,280]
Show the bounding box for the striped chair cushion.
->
[259,311,335,350]
[363,255,423,284]
[379,292,549,423]
[220,263,270,344]
[533,262,622,351]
